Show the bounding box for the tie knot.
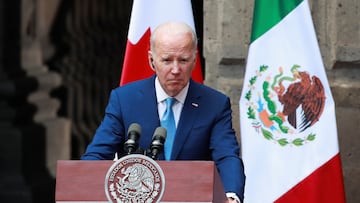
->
[166,97,176,108]
[162,97,176,121]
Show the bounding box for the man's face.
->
[149,32,196,97]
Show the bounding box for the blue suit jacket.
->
[82,75,245,200]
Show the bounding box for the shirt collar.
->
[155,76,189,104]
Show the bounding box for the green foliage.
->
[292,138,304,146]
[278,138,289,146]
[247,106,255,119]
[260,65,268,72]
[290,64,300,73]
[245,90,252,101]
[249,76,257,85]
[261,128,273,140]
[307,133,316,141]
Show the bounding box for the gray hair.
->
[150,21,198,56]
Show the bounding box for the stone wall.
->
[203,0,360,203]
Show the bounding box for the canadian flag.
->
[120,0,203,85]
[239,0,346,202]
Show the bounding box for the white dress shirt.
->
[155,77,188,126]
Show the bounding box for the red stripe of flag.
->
[275,154,346,203]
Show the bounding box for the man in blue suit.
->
[82,21,245,202]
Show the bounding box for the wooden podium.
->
[55,160,226,202]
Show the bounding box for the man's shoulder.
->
[113,76,155,92]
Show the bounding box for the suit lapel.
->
[171,80,202,159]
[137,75,160,127]
[132,76,162,148]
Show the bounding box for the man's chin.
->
[166,85,184,96]
[167,81,182,88]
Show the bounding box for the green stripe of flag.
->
[250,0,304,43]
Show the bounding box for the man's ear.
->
[148,51,155,70]
[150,58,155,68]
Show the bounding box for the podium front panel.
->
[56,160,226,202]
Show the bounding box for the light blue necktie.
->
[161,97,176,160]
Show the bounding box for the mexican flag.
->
[119,0,203,85]
[239,0,346,202]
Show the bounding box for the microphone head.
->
[151,127,167,149]
[152,127,167,141]
[149,127,167,159]
[124,123,142,154]
[128,123,141,136]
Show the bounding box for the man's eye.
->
[163,60,171,64]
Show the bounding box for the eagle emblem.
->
[243,64,326,146]
[105,154,165,202]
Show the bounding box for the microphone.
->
[149,127,167,160]
[124,123,141,155]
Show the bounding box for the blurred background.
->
[0,0,358,202]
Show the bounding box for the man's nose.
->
[170,62,181,73]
